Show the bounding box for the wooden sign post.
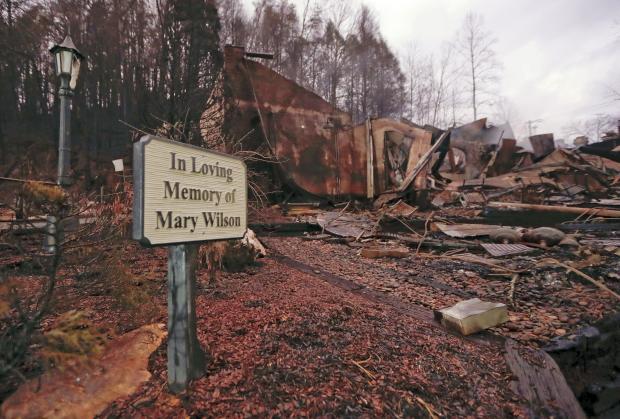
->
[132,135,247,393]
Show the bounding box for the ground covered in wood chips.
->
[97,247,530,418]
[8,232,597,417]
[264,236,620,348]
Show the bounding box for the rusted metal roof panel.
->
[202,45,366,199]
[200,45,435,200]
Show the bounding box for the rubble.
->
[489,227,522,243]
[194,45,620,417]
[522,227,566,246]
[200,48,620,230]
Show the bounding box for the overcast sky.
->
[241,0,620,138]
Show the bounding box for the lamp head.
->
[50,35,84,81]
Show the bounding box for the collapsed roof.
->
[200,45,438,200]
[199,45,521,202]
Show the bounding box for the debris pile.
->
[200,45,620,221]
[247,118,620,351]
[200,46,619,416]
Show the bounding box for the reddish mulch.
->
[264,237,620,348]
[100,254,528,418]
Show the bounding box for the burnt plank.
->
[504,339,586,419]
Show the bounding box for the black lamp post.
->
[49,35,84,186]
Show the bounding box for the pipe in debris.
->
[245,51,274,60]
[487,201,620,218]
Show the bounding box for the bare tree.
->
[218,0,249,46]
[430,44,455,127]
[318,0,351,106]
[353,5,378,120]
[456,12,500,121]
[402,42,459,127]
[562,113,617,142]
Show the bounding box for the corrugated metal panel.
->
[481,243,535,257]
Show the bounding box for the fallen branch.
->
[415,396,440,419]
[509,274,519,305]
[350,359,375,381]
[441,248,466,257]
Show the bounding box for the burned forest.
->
[1,0,620,418]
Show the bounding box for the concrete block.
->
[435,298,508,336]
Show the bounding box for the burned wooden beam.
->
[244,51,274,60]
[487,201,620,218]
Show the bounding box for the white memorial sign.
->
[133,135,247,245]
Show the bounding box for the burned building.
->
[200,45,434,201]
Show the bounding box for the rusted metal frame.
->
[333,125,341,197]
[397,130,450,193]
[238,58,304,198]
[366,118,375,198]
[480,130,504,179]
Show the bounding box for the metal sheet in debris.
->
[316,212,375,238]
[435,223,504,238]
[481,243,535,257]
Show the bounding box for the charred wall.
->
[200,45,367,199]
